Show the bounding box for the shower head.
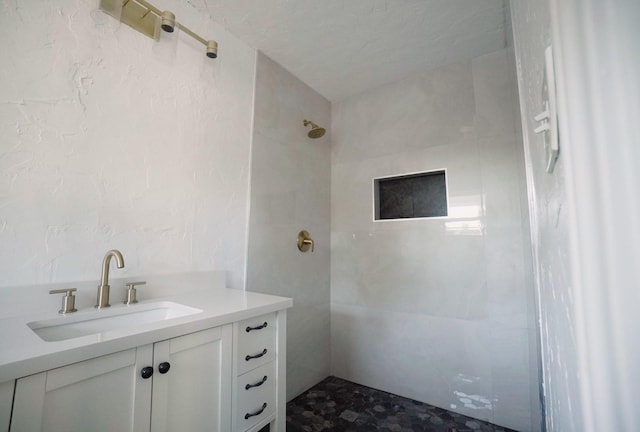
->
[303,119,326,139]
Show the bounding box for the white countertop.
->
[0,287,292,382]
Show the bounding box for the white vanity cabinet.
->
[0,287,291,432]
[150,325,231,432]
[10,325,232,432]
[11,347,150,432]
[232,311,286,432]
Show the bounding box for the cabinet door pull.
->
[141,366,154,379]
[245,375,268,390]
[246,322,268,332]
[158,362,171,374]
[244,402,268,420]
[245,348,268,362]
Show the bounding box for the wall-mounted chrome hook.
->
[297,230,314,252]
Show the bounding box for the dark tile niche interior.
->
[376,171,447,220]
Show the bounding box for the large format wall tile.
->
[331,60,476,165]
[247,53,331,400]
[331,49,540,432]
[479,135,525,227]
[331,228,487,319]
[490,326,534,430]
[472,50,519,138]
[287,302,331,397]
[332,139,482,233]
[331,303,495,424]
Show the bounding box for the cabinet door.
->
[0,380,14,432]
[151,325,232,432]
[10,346,153,432]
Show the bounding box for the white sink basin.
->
[27,301,203,342]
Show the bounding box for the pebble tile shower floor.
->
[285,376,517,432]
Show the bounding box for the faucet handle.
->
[49,288,78,314]
[124,281,146,305]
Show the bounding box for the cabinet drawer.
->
[237,313,276,375]
[237,362,276,431]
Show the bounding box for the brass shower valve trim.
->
[297,230,315,253]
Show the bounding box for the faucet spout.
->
[96,249,125,309]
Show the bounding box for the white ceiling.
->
[193,0,507,102]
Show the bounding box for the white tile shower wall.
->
[504,5,544,428]
[247,53,331,400]
[330,50,540,431]
[510,2,583,431]
[0,0,256,291]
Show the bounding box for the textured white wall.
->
[247,53,331,400]
[0,0,256,290]
[510,2,583,431]
[330,49,540,431]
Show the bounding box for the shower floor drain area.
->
[286,376,517,432]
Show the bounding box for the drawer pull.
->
[246,322,268,332]
[245,348,268,362]
[245,375,268,390]
[244,402,268,420]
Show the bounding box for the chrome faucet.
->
[95,249,125,309]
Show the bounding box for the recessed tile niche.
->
[374,170,448,220]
